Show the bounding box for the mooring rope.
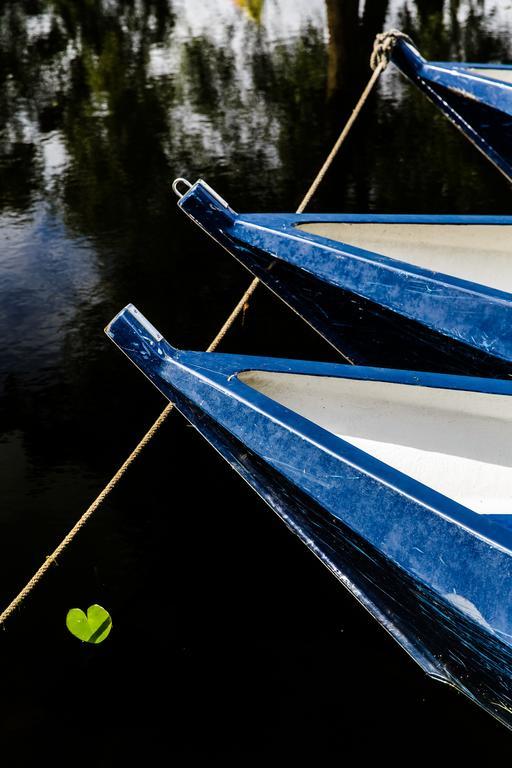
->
[370,29,414,72]
[0,29,404,627]
[298,64,383,213]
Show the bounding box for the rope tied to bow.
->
[370,29,414,71]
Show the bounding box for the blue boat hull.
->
[106,304,512,729]
[391,38,512,182]
[178,181,512,377]
[169,392,512,727]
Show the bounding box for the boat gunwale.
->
[181,180,512,308]
[242,214,512,304]
[395,40,512,95]
[178,179,512,366]
[107,303,512,556]
[391,38,512,182]
[229,368,512,556]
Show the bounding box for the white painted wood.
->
[296,222,512,293]
[469,67,512,84]
[239,370,512,516]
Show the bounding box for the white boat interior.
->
[468,67,512,84]
[239,370,512,517]
[295,222,512,293]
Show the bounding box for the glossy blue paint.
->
[177,179,512,376]
[106,303,512,729]
[391,38,512,182]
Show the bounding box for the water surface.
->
[1,0,512,758]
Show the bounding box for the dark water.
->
[1,0,512,760]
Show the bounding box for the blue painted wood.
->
[178,180,512,376]
[106,303,512,728]
[391,38,512,182]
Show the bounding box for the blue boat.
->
[175,179,512,377]
[390,36,512,182]
[106,303,512,729]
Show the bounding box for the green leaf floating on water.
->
[66,604,112,643]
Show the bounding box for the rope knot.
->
[370,29,414,71]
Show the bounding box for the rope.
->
[0,42,388,627]
[370,29,414,72]
[0,403,174,626]
[297,63,384,214]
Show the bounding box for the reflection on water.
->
[1,0,512,757]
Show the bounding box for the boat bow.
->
[391,37,512,182]
[107,304,512,728]
[176,179,512,376]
